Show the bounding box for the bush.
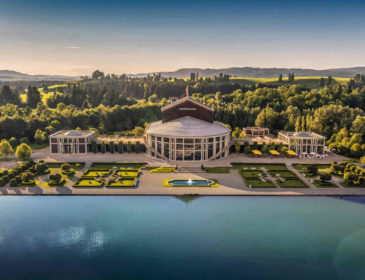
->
[22,172,35,182]
[15,175,21,184]
[35,163,48,173]
[135,141,140,154]
[9,179,18,187]
[2,170,8,175]
[0,178,5,187]
[19,137,30,145]
[91,140,97,153]
[2,175,9,183]
[127,141,132,153]
[101,141,106,153]
[15,143,32,161]
[307,165,318,175]
[320,173,332,182]
[49,173,62,182]
[61,163,72,171]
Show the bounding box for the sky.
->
[0,0,365,76]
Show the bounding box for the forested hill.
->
[130,66,365,78]
[0,70,78,81]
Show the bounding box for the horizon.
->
[1,0,365,76]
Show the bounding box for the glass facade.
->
[146,134,230,162]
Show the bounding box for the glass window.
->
[176,144,183,150]
[176,138,183,143]
[208,144,213,158]
[157,137,161,141]
[184,150,194,161]
[195,139,201,144]
[184,138,194,144]
[208,138,214,143]
[194,151,201,161]
[164,137,169,143]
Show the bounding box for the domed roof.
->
[146,116,230,137]
[65,130,83,136]
[294,132,311,137]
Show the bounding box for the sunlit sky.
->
[0,0,364,76]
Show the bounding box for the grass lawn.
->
[313,180,338,188]
[278,179,308,188]
[245,179,276,188]
[203,167,230,173]
[340,182,365,188]
[73,178,104,187]
[240,170,263,179]
[30,143,49,150]
[268,170,298,178]
[0,158,14,162]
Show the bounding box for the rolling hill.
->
[0,70,79,81]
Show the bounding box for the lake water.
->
[0,196,364,280]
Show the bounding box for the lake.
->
[0,196,364,280]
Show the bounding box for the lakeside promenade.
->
[0,148,365,196]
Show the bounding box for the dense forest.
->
[1,70,365,157]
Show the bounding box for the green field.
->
[229,76,350,88]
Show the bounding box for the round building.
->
[145,96,231,161]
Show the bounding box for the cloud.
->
[64,46,80,49]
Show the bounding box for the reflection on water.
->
[0,196,363,280]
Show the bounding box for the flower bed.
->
[82,169,111,177]
[106,177,137,187]
[73,178,104,187]
[252,150,262,156]
[269,150,280,156]
[113,168,140,177]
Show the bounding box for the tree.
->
[278,74,283,83]
[232,127,242,138]
[109,141,114,153]
[133,126,145,137]
[350,143,362,158]
[34,129,46,144]
[127,141,132,153]
[0,139,14,158]
[135,141,141,153]
[15,143,32,161]
[116,141,123,153]
[27,87,41,108]
[91,140,97,153]
[92,70,104,79]
[9,137,17,149]
[235,141,241,154]
[101,141,106,153]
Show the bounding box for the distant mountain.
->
[129,67,365,78]
[0,70,79,81]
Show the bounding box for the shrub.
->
[15,143,32,161]
[9,179,17,187]
[244,146,252,154]
[3,170,8,175]
[307,165,318,175]
[15,175,21,184]
[2,175,9,183]
[9,137,17,149]
[22,172,35,182]
[0,178,5,187]
[35,163,48,173]
[49,173,62,182]
[61,163,72,172]
[320,173,332,182]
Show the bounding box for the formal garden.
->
[232,163,308,188]
[73,162,144,188]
